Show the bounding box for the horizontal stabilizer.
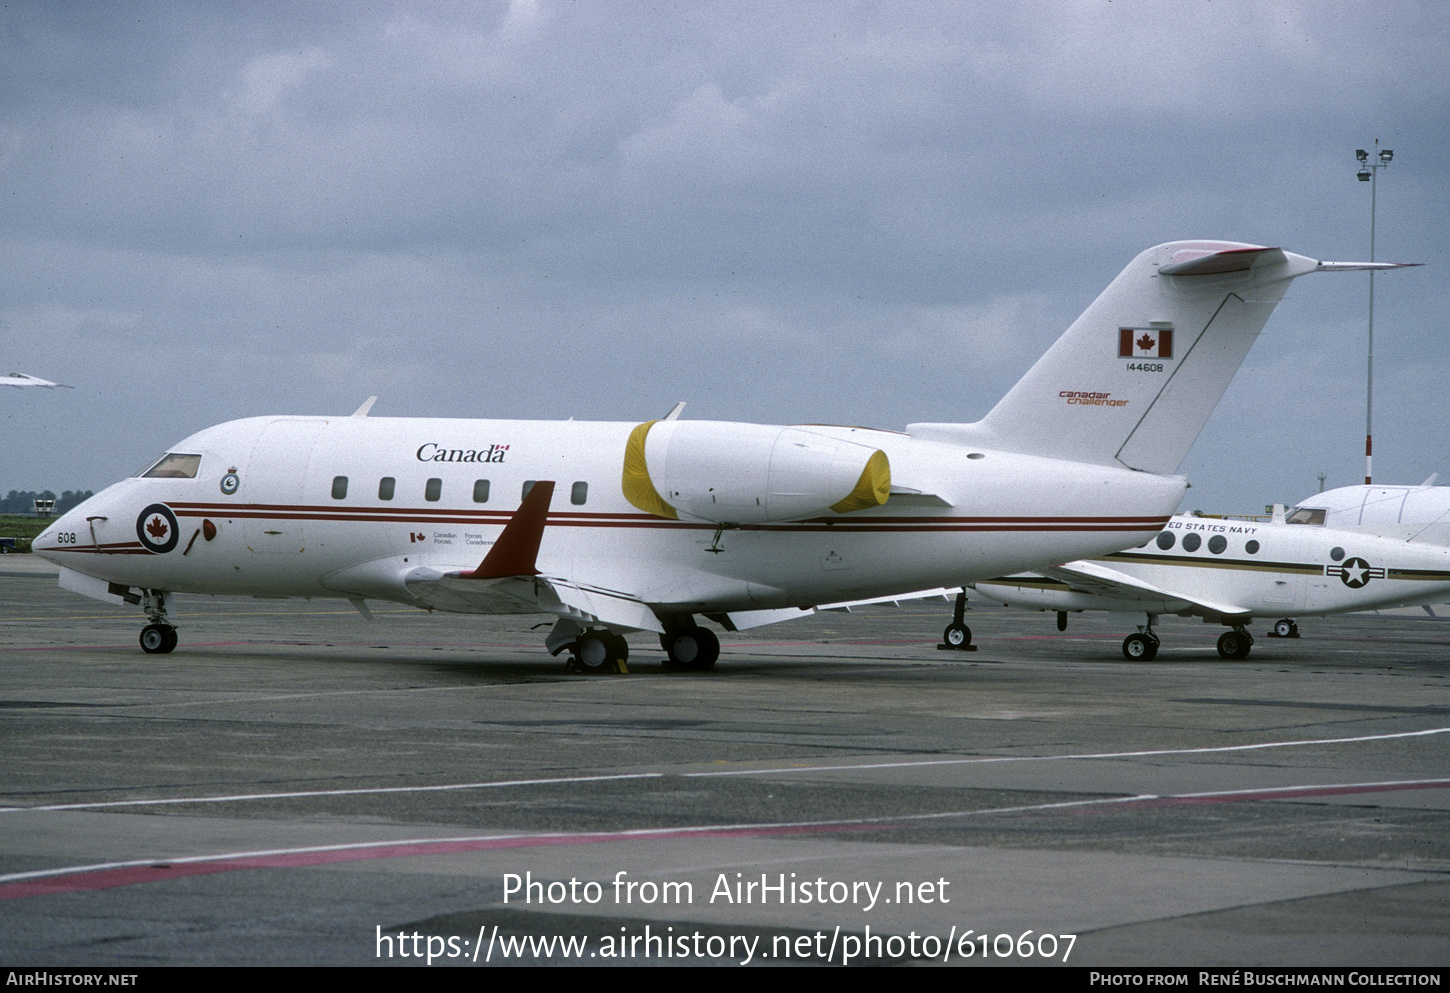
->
[912,240,1415,475]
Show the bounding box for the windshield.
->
[139,453,202,479]
[1284,507,1325,526]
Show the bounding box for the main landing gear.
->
[661,625,720,671]
[569,629,630,674]
[138,590,178,654]
[1216,627,1254,659]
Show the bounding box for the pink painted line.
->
[0,822,876,901]
[1143,779,1450,806]
[9,778,1447,902]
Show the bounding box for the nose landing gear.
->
[138,590,178,654]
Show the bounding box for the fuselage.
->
[36,414,1184,617]
[976,513,1450,619]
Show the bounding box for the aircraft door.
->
[242,419,327,554]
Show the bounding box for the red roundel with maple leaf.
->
[136,504,180,554]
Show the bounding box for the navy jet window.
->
[473,480,490,503]
[1207,535,1226,554]
[571,481,588,506]
[425,478,442,502]
[331,476,348,499]
[1181,533,1202,552]
[140,453,202,479]
[1156,531,1175,550]
[378,477,395,500]
[1330,546,1345,561]
[1245,540,1260,554]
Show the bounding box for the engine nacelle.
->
[622,420,889,524]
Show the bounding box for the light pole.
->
[1356,141,1392,484]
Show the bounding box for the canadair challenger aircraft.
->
[973,506,1450,660]
[33,242,1408,671]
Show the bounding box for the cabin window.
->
[1181,533,1202,552]
[331,476,348,499]
[425,478,442,502]
[1285,508,1326,526]
[571,481,588,505]
[378,477,395,500]
[1245,540,1260,554]
[140,453,202,479]
[1156,531,1175,550]
[473,479,490,503]
[1330,546,1345,561]
[1207,535,1226,554]
[522,480,537,499]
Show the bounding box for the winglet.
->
[459,481,555,579]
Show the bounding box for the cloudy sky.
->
[2,1,1447,514]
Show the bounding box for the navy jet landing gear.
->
[138,590,177,654]
[938,591,976,651]
[1270,618,1300,638]
[661,625,719,671]
[1120,614,1160,660]
[1216,627,1254,659]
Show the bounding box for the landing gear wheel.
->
[140,624,177,654]
[942,623,972,649]
[572,631,624,674]
[1217,630,1252,659]
[664,627,719,670]
[1273,618,1298,638]
[1122,633,1157,661]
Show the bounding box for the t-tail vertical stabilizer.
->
[910,241,1413,474]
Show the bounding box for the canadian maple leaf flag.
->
[1118,327,1173,358]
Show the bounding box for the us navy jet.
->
[32,241,1408,671]
[973,506,1450,660]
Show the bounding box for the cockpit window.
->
[139,453,202,479]
[1284,507,1325,526]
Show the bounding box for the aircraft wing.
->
[715,587,958,631]
[1044,559,1251,617]
[399,481,666,633]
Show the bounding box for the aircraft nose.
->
[31,503,95,565]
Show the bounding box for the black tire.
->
[943,623,971,648]
[140,624,176,654]
[665,627,719,670]
[1123,633,1155,661]
[1217,631,1251,659]
[573,633,615,673]
[1273,619,1294,638]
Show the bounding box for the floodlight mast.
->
[1355,140,1392,484]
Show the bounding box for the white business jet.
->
[973,506,1450,660]
[1,372,70,388]
[32,241,1406,671]
[1288,479,1450,545]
